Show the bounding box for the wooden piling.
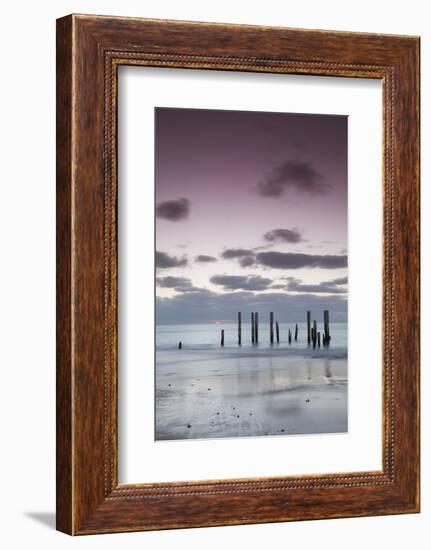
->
[317,331,321,347]
[270,312,274,344]
[238,312,242,345]
[307,311,311,344]
[313,320,317,348]
[323,310,330,346]
[178,341,182,349]
[276,321,280,343]
[288,329,292,344]
[295,323,298,341]
[255,312,259,343]
[221,329,225,347]
[251,312,255,344]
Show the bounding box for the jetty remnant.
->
[207,309,332,349]
[313,320,317,348]
[270,312,274,344]
[323,310,331,346]
[251,312,255,344]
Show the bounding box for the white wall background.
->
[0,1,427,548]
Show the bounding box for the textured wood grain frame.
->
[56,14,420,535]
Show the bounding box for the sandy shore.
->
[155,346,347,440]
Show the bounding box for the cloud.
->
[257,161,329,198]
[221,248,254,259]
[256,251,347,270]
[155,250,188,269]
[221,248,256,268]
[285,276,347,294]
[156,290,347,324]
[195,255,217,263]
[239,256,256,268]
[156,198,190,221]
[263,228,304,243]
[156,276,204,293]
[156,276,192,290]
[210,274,273,291]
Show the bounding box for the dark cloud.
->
[156,276,192,291]
[263,228,304,243]
[221,248,254,259]
[221,248,256,268]
[256,251,347,270]
[257,161,330,198]
[156,198,190,221]
[155,250,188,269]
[285,277,347,294]
[195,254,217,263]
[239,256,256,268]
[156,276,207,293]
[156,290,347,324]
[210,274,273,291]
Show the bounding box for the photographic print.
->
[155,107,348,441]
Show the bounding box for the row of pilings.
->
[219,310,331,348]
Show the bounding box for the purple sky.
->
[155,107,347,324]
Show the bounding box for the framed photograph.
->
[56,14,420,534]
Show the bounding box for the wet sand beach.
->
[155,344,347,441]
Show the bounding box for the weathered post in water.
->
[238,312,242,345]
[270,312,274,344]
[307,311,311,344]
[313,320,317,349]
[323,310,330,346]
[295,323,298,341]
[288,329,292,344]
[255,312,259,343]
[178,341,182,349]
[317,331,321,348]
[221,329,225,347]
[276,321,280,343]
[251,312,255,344]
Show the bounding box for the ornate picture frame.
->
[56,14,420,534]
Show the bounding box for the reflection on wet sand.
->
[156,349,347,441]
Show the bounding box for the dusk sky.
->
[155,107,348,324]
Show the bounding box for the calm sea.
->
[156,322,347,351]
